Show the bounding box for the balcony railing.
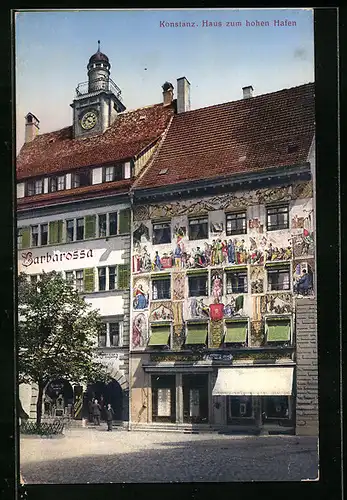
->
[75,77,122,100]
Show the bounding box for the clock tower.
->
[71,41,126,139]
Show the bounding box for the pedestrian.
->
[105,403,115,431]
[88,399,94,423]
[92,399,101,425]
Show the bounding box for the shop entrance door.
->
[183,374,209,424]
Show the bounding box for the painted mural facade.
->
[131,182,315,350]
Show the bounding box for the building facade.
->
[17,44,175,423]
[128,82,318,435]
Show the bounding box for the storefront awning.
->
[185,324,207,345]
[148,328,170,346]
[212,367,294,396]
[225,323,247,343]
[267,321,290,342]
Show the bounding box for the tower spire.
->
[97,40,100,52]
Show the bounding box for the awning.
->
[185,324,207,345]
[212,367,294,396]
[225,323,247,343]
[148,327,170,346]
[267,320,290,342]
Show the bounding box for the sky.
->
[15,9,314,152]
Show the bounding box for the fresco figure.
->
[194,247,206,267]
[211,240,217,265]
[153,251,162,271]
[285,246,293,260]
[214,239,223,265]
[294,269,312,296]
[196,299,210,318]
[173,243,182,268]
[222,240,228,264]
[227,239,235,264]
[266,243,274,261]
[133,284,148,310]
[142,246,152,272]
[212,274,222,302]
[204,242,212,266]
[132,314,146,348]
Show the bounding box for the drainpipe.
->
[128,188,134,431]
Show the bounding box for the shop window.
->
[153,221,171,244]
[227,396,253,423]
[151,375,176,423]
[31,225,39,247]
[183,374,209,424]
[263,396,291,421]
[188,274,208,297]
[226,211,247,236]
[40,224,48,246]
[267,266,290,291]
[226,270,248,294]
[185,323,208,346]
[188,217,208,240]
[266,205,289,231]
[148,324,171,347]
[152,277,171,300]
[76,218,85,241]
[265,318,291,344]
[224,320,248,345]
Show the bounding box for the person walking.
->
[88,399,94,423]
[105,403,115,431]
[92,399,101,425]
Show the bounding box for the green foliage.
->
[18,270,110,392]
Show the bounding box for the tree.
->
[18,271,110,425]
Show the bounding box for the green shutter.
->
[267,321,290,341]
[118,209,131,234]
[83,268,95,293]
[117,264,130,290]
[49,220,63,244]
[225,323,247,343]
[21,227,30,249]
[85,215,96,239]
[185,324,207,345]
[148,327,170,346]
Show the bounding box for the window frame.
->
[188,274,208,297]
[76,218,85,241]
[225,269,248,294]
[98,321,123,348]
[152,221,171,245]
[267,266,291,292]
[266,205,289,231]
[226,211,247,236]
[188,216,209,241]
[152,277,171,301]
[31,225,39,247]
[40,223,48,246]
[103,164,124,183]
[75,270,84,293]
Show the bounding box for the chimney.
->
[177,77,191,113]
[242,85,254,99]
[162,81,174,106]
[25,112,40,143]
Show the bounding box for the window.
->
[109,266,116,290]
[226,270,248,294]
[66,219,74,242]
[75,270,84,292]
[226,212,247,236]
[65,271,74,284]
[30,274,39,284]
[152,277,171,300]
[98,214,107,237]
[224,321,248,344]
[98,267,106,291]
[31,225,39,247]
[98,324,107,348]
[188,217,208,240]
[263,396,291,420]
[266,205,289,231]
[34,179,43,195]
[17,228,23,249]
[49,177,57,192]
[72,170,91,188]
[227,396,253,423]
[40,224,48,246]
[153,222,171,245]
[109,213,117,236]
[267,267,290,291]
[76,218,84,241]
[103,165,123,182]
[26,181,36,197]
[265,319,291,344]
[57,176,65,191]
[188,274,208,297]
[109,323,120,347]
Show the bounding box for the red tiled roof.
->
[17,103,175,180]
[17,179,132,211]
[134,83,315,190]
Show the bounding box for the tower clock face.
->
[80,110,98,130]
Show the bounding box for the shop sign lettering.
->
[203,353,233,361]
[21,249,94,267]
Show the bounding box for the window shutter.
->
[117,264,130,290]
[49,220,64,244]
[83,268,95,293]
[85,215,96,239]
[21,227,30,249]
[118,209,131,234]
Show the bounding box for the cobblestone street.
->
[20,427,319,483]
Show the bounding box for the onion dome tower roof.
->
[88,40,109,65]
